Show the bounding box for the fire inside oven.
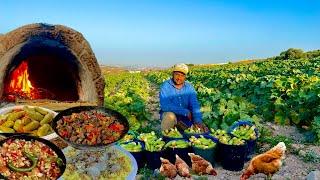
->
[2,42,80,102]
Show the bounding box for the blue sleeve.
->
[189,85,203,124]
[159,85,190,117]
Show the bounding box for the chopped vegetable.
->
[56,110,125,146]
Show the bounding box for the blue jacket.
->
[159,79,202,123]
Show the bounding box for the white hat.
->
[172,63,188,75]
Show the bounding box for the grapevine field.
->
[102,57,320,179]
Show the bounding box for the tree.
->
[276,48,306,60]
[306,50,320,59]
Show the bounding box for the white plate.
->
[0,105,58,140]
[115,145,138,180]
[59,145,138,180]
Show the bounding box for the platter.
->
[59,145,138,180]
[0,105,58,140]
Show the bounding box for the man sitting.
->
[159,63,208,131]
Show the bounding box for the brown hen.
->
[175,154,191,178]
[241,142,286,180]
[188,153,217,176]
[159,157,177,179]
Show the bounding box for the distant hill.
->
[267,48,320,60]
[99,48,320,71]
[100,65,128,74]
[100,64,167,72]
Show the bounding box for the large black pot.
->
[145,150,164,170]
[219,142,248,171]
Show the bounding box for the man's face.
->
[172,71,186,85]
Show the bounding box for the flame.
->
[6,61,35,99]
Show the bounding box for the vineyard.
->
[103,57,320,179]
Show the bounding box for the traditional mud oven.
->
[0,23,105,110]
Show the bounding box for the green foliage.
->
[146,57,320,141]
[273,48,320,60]
[257,125,272,139]
[276,48,306,60]
[138,167,166,180]
[311,116,320,143]
[145,71,170,85]
[306,49,320,59]
[197,84,260,130]
[104,72,151,132]
[302,150,320,163]
[193,176,208,180]
[189,58,320,128]
[259,135,293,149]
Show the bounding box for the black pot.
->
[219,142,248,171]
[246,139,257,160]
[193,145,216,165]
[228,120,259,161]
[121,140,146,169]
[145,150,164,170]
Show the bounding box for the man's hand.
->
[194,123,209,132]
[187,112,192,121]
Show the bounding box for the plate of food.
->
[51,106,129,149]
[60,145,137,180]
[0,134,66,179]
[0,105,58,140]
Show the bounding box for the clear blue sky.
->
[1,0,320,67]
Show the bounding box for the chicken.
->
[241,142,286,180]
[175,154,191,178]
[159,157,177,179]
[188,153,217,176]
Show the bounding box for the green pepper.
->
[48,157,64,167]
[56,158,64,167]
[8,151,39,172]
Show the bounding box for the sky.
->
[1,0,320,67]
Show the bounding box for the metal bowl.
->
[51,106,129,150]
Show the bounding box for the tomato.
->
[84,124,94,132]
[60,130,69,138]
[109,123,124,132]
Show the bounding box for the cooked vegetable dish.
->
[0,106,55,137]
[56,110,125,145]
[0,139,63,179]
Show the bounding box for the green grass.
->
[138,167,165,180]
[257,125,293,148]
